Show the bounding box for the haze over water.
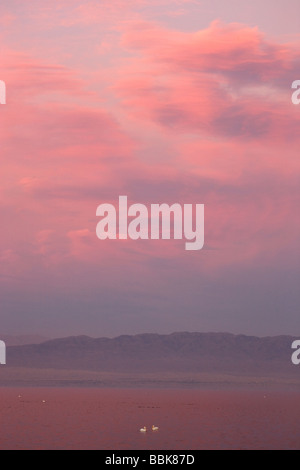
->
[0,388,299,450]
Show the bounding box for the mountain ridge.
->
[4,332,299,378]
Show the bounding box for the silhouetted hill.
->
[5,332,299,378]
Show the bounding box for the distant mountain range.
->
[3,332,299,380]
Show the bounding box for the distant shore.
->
[0,367,299,390]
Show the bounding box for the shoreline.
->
[1,368,299,390]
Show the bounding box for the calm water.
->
[0,388,299,450]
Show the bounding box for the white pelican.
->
[140,426,147,433]
[152,425,159,431]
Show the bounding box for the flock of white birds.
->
[140,425,159,433]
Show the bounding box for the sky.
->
[0,0,299,338]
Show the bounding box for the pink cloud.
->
[115,21,300,142]
[122,20,299,79]
[0,17,299,287]
[0,50,90,104]
[58,0,201,26]
[0,13,16,26]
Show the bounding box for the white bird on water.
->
[152,425,159,431]
[140,426,147,433]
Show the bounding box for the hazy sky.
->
[0,0,299,338]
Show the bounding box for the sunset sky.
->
[0,0,299,338]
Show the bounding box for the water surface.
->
[0,388,299,450]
